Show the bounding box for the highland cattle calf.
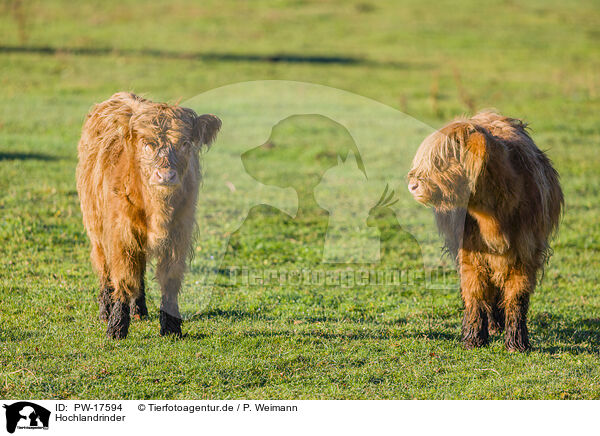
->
[407,112,563,351]
[76,92,221,339]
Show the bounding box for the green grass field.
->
[1,0,599,399]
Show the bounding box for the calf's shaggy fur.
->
[407,112,563,351]
[77,92,221,339]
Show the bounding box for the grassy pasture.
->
[0,0,599,399]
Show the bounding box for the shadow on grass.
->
[0,45,429,69]
[181,307,600,354]
[189,308,260,321]
[531,313,600,355]
[189,308,410,326]
[185,308,459,341]
[239,328,401,341]
[0,152,58,161]
[0,327,37,342]
[180,324,457,342]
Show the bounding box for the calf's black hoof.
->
[461,320,489,349]
[159,310,182,337]
[505,320,530,352]
[505,336,530,352]
[99,303,112,322]
[462,336,489,349]
[107,301,131,339]
[130,293,148,319]
[462,325,489,349]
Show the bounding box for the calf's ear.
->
[194,114,222,150]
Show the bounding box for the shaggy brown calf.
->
[76,92,221,339]
[407,112,563,351]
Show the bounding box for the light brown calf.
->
[408,112,563,351]
[77,92,221,339]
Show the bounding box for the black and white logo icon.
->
[3,402,50,434]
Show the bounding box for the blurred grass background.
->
[0,0,599,399]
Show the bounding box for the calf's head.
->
[407,122,488,212]
[126,101,221,191]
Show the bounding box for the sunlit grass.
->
[0,0,599,399]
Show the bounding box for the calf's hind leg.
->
[130,272,148,319]
[90,241,113,321]
[487,285,505,335]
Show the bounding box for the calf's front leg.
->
[107,299,131,339]
[99,280,114,322]
[156,257,185,337]
[106,242,145,339]
[459,257,492,349]
[503,268,534,352]
[461,296,489,349]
